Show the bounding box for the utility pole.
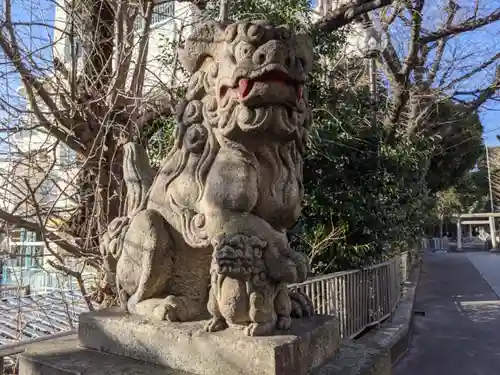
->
[360,15,382,186]
[367,55,377,124]
[486,145,495,213]
[486,145,498,250]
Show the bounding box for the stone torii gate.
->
[454,213,500,251]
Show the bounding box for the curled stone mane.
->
[160,20,313,221]
[157,62,221,211]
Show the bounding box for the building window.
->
[134,1,175,31]
[33,247,44,268]
[18,228,42,243]
[152,1,175,25]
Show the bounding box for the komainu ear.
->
[177,21,226,74]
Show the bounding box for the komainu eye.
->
[234,41,255,61]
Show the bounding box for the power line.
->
[435,123,500,157]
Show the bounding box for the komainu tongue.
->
[238,79,251,98]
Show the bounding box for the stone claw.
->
[276,316,292,331]
[162,295,191,322]
[204,317,228,333]
[244,322,275,337]
[126,294,192,322]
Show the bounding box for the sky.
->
[2,0,500,148]
[451,0,500,147]
[381,0,500,147]
[480,106,500,146]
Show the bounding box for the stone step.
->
[19,335,194,375]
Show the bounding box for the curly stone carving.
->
[205,233,295,336]
[101,19,314,335]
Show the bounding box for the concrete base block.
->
[78,309,340,375]
[19,334,388,375]
[19,335,193,375]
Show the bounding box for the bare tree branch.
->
[420,8,500,44]
[377,0,500,133]
[401,0,424,76]
[426,0,459,86]
[0,207,81,255]
[315,0,395,33]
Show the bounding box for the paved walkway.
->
[466,252,500,298]
[393,252,500,375]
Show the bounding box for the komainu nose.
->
[252,40,293,69]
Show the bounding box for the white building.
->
[0,109,80,291]
[52,0,197,95]
[313,0,385,59]
[0,148,80,291]
[0,0,197,292]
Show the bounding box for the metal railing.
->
[421,238,450,251]
[289,251,419,339]
[0,289,85,373]
[0,250,420,373]
[1,253,95,297]
[2,266,92,293]
[0,285,30,299]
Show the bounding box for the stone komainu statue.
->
[101,20,314,336]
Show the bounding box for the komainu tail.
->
[123,142,154,217]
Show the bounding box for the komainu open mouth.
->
[221,70,304,100]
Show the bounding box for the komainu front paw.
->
[204,317,228,333]
[162,295,193,322]
[130,295,195,322]
[289,290,315,318]
[276,316,292,331]
[244,322,275,337]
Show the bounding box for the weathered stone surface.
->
[78,309,340,375]
[99,19,315,336]
[19,335,193,375]
[311,341,391,375]
[19,335,389,375]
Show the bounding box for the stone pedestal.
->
[18,311,391,375]
[77,309,340,375]
[18,335,391,375]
